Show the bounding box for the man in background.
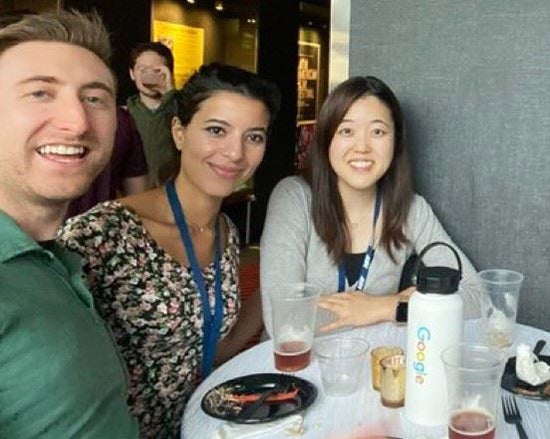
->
[127,41,177,186]
[0,10,138,438]
[66,106,149,218]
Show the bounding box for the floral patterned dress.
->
[58,201,241,439]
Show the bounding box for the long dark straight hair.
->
[305,76,413,264]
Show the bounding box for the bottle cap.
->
[416,266,461,294]
[413,242,462,294]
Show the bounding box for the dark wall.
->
[0,1,15,12]
[64,0,151,103]
[350,0,550,330]
[251,0,299,242]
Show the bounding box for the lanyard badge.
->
[338,187,382,292]
[166,180,223,378]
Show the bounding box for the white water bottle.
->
[404,242,464,426]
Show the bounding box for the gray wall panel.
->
[349,0,550,330]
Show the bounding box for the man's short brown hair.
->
[129,41,174,74]
[0,9,112,66]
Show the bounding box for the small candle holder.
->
[370,345,403,391]
[380,354,406,408]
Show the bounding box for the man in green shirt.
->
[127,42,178,186]
[0,10,138,438]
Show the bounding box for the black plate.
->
[201,373,317,424]
[501,355,550,399]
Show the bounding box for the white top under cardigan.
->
[260,176,482,337]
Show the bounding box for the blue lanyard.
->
[338,187,382,292]
[165,180,223,378]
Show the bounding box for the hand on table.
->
[317,287,414,332]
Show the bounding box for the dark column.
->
[63,0,151,104]
[252,0,299,243]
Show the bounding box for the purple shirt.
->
[66,107,148,218]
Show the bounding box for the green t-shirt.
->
[0,212,138,439]
[127,91,178,186]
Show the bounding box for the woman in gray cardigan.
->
[260,76,481,336]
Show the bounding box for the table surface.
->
[182,321,550,439]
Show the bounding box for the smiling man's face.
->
[0,40,116,211]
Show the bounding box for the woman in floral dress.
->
[59,63,280,439]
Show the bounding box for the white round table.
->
[182,321,550,438]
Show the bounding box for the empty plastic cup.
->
[314,337,370,397]
[479,269,523,348]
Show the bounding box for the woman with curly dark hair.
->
[60,63,280,438]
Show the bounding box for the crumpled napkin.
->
[516,343,550,386]
[213,414,304,439]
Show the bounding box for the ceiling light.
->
[215,1,224,11]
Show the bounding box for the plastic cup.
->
[479,269,523,348]
[314,298,336,335]
[314,337,370,397]
[271,283,319,372]
[441,343,506,439]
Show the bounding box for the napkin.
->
[213,414,304,439]
[515,343,550,386]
